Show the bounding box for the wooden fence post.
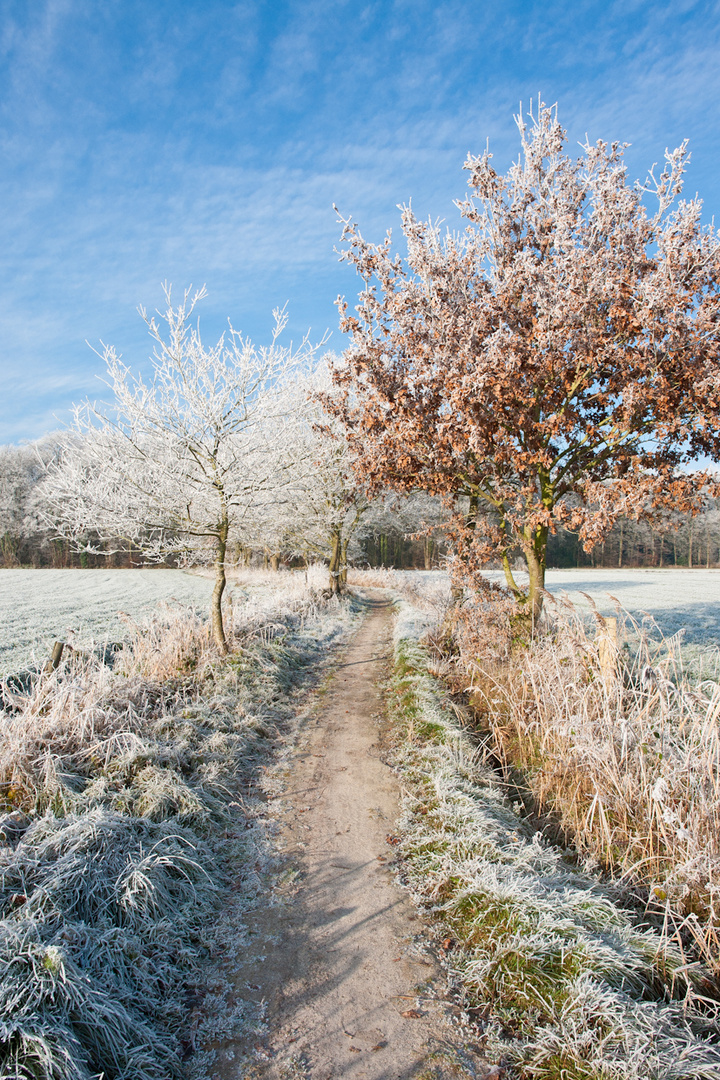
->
[43,641,65,672]
[598,617,618,683]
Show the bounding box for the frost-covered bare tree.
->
[43,287,321,651]
[263,363,371,592]
[359,491,447,568]
[0,438,59,566]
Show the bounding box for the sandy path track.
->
[216,593,486,1080]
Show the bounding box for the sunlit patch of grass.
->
[388,602,720,1080]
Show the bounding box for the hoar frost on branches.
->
[327,101,720,619]
[260,363,372,593]
[43,287,322,651]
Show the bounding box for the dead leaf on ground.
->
[401,1008,424,1019]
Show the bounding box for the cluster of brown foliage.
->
[326,102,720,616]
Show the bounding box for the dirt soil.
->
[211,593,492,1080]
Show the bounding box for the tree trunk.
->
[526,548,546,624]
[328,528,342,594]
[524,523,547,625]
[340,538,349,585]
[423,535,434,570]
[688,520,694,568]
[211,520,229,654]
[618,520,624,568]
[270,553,280,572]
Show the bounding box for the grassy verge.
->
[388,600,720,1080]
[0,572,356,1079]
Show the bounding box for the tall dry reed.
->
[451,592,720,974]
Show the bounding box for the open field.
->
[0,568,216,676]
[3,567,720,680]
[539,567,720,644]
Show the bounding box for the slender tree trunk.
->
[524,523,548,625]
[526,547,546,623]
[340,537,349,585]
[423,535,433,570]
[211,518,229,654]
[328,528,342,594]
[618,520,624,568]
[270,553,280,571]
[688,520,694,568]
[658,533,664,567]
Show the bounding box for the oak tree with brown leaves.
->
[328,102,720,619]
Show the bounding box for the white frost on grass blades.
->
[390,599,720,1080]
[0,572,357,1080]
[0,568,215,676]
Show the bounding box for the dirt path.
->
[215,594,487,1080]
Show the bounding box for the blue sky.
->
[1,0,720,443]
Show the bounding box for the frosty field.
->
[357,566,720,645]
[2,566,720,679]
[542,567,720,642]
[0,568,215,676]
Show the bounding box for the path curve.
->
[216,593,484,1080]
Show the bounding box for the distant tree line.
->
[3,436,718,575]
[548,511,720,570]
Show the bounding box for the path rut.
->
[214,593,486,1080]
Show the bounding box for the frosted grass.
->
[0,568,214,676]
[0,572,359,1079]
[389,600,720,1079]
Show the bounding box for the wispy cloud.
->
[1,0,719,442]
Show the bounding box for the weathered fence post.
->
[597,617,618,683]
[43,641,65,672]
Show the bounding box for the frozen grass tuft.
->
[0,569,356,1078]
[389,600,720,1080]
